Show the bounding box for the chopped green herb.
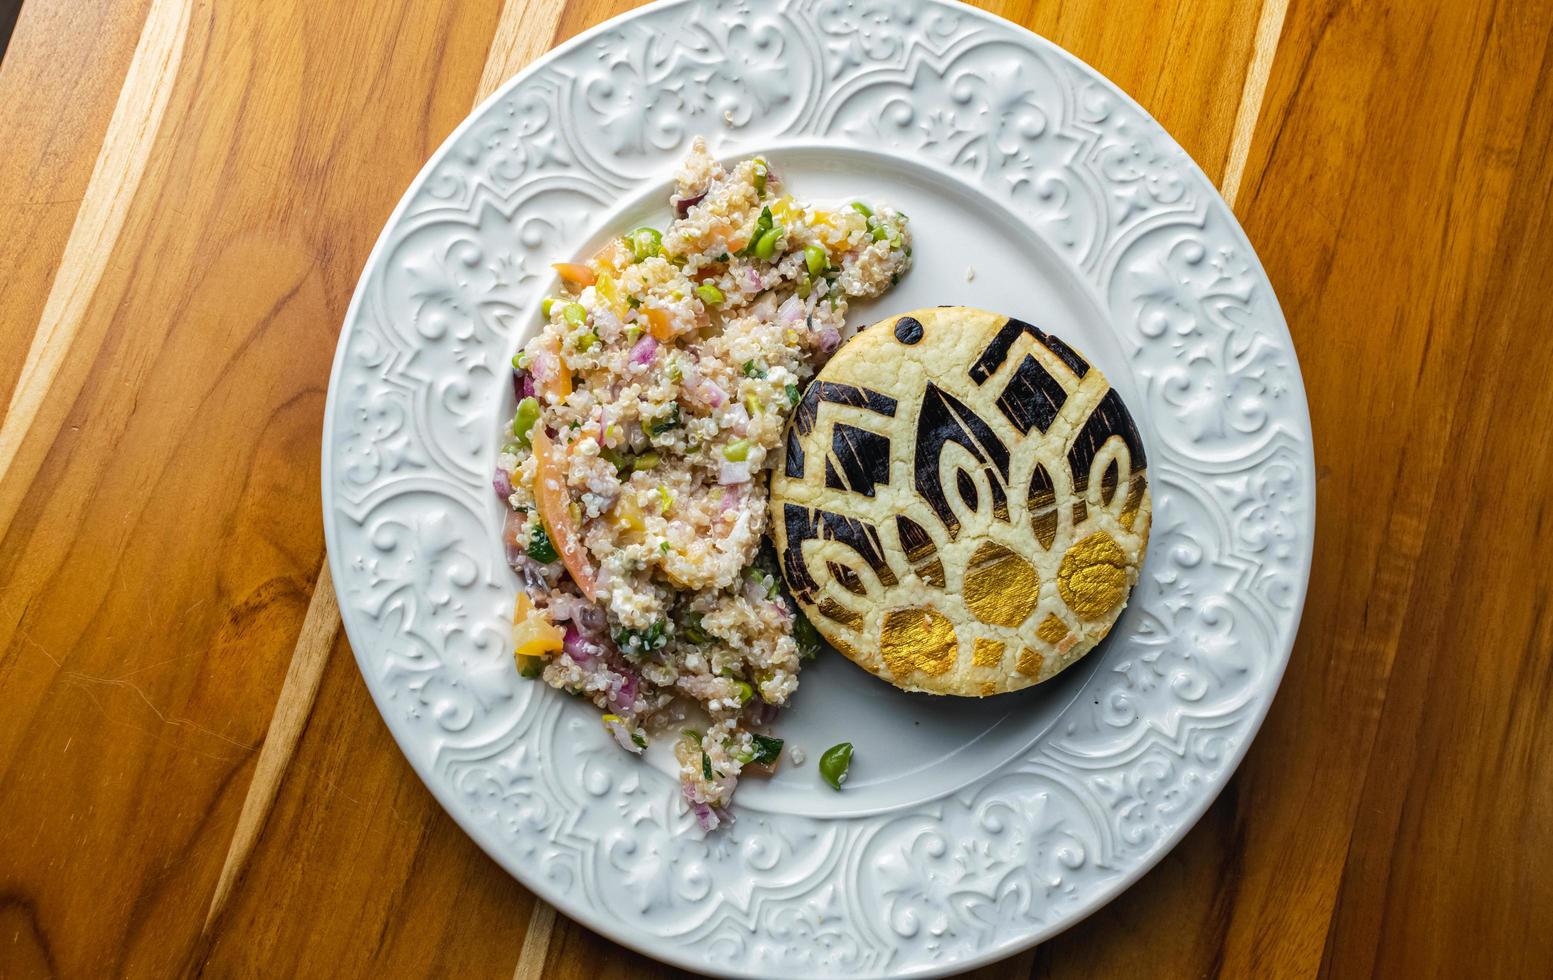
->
[695,282,725,306]
[614,619,667,655]
[752,157,768,196]
[750,734,784,765]
[648,402,682,436]
[793,611,823,660]
[785,383,801,406]
[702,752,715,781]
[850,201,873,218]
[527,523,558,563]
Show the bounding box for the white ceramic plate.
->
[322,0,1314,974]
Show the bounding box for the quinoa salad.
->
[498,139,911,828]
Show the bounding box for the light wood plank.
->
[0,0,191,532]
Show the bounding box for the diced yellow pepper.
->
[596,273,629,318]
[512,592,564,660]
[613,493,646,535]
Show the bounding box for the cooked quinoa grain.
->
[502,139,911,827]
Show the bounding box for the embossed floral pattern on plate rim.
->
[321,0,1315,975]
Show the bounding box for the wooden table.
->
[3,0,1550,976]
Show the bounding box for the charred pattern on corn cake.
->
[768,307,1152,696]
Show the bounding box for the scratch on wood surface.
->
[1219,0,1290,208]
[202,560,341,934]
[0,0,193,515]
[512,899,557,980]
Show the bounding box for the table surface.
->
[3,0,1551,976]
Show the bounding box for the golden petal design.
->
[880,607,958,677]
[1016,647,1044,678]
[961,540,1040,627]
[1058,531,1129,620]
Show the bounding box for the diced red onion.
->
[725,404,749,434]
[675,191,706,217]
[610,663,641,708]
[719,485,744,513]
[629,335,659,366]
[816,326,841,353]
[686,792,720,832]
[777,295,804,327]
[509,555,549,593]
[746,700,779,727]
[744,267,763,291]
[719,460,751,485]
[695,379,727,408]
[493,468,513,501]
[563,625,595,664]
[513,369,533,400]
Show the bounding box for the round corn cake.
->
[769,306,1151,696]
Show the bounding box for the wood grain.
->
[3,0,1551,977]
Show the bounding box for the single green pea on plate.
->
[819,742,853,790]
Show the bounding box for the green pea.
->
[575,331,598,353]
[682,613,709,644]
[513,348,532,370]
[541,297,556,318]
[511,396,540,447]
[722,439,750,462]
[804,243,828,276]
[527,522,559,563]
[625,227,663,261]
[632,450,660,471]
[796,274,812,299]
[733,680,754,703]
[819,742,853,790]
[850,201,873,218]
[871,225,888,242]
[740,207,775,257]
[696,282,725,306]
[516,655,545,679]
[754,226,783,261]
[562,302,588,327]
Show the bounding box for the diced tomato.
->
[553,262,596,287]
[644,307,675,341]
